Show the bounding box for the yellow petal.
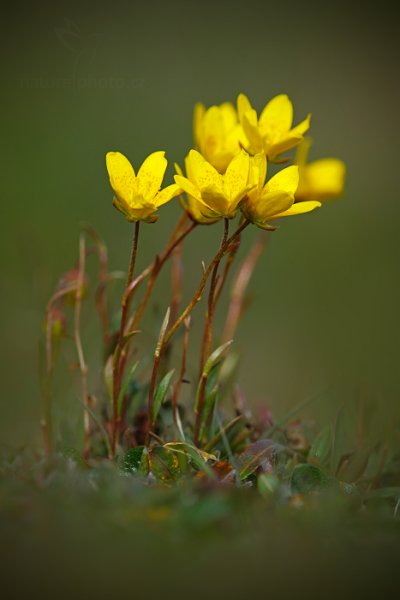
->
[201,186,231,216]
[174,175,203,204]
[291,113,311,137]
[112,195,156,222]
[295,138,312,167]
[297,159,346,201]
[186,149,223,194]
[194,103,242,173]
[266,135,304,160]
[174,162,183,176]
[106,152,136,204]
[220,102,237,131]
[202,106,225,140]
[267,114,311,159]
[155,183,181,207]
[274,200,321,218]
[184,154,192,180]
[188,197,220,224]
[264,165,299,196]
[259,94,293,135]
[237,93,253,122]
[193,103,206,148]
[137,151,168,202]
[237,94,263,153]
[112,194,130,219]
[242,111,263,153]
[250,152,267,189]
[257,191,294,220]
[223,150,250,205]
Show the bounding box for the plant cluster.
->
[40,92,362,497]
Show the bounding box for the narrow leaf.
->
[117,360,140,415]
[308,425,332,467]
[152,369,175,423]
[203,340,233,377]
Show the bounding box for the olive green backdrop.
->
[1,1,399,446]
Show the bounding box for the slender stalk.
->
[163,219,251,347]
[74,234,90,458]
[127,221,197,335]
[83,224,110,346]
[122,214,191,336]
[146,307,170,446]
[116,221,197,400]
[42,283,77,456]
[199,218,230,374]
[194,339,233,445]
[171,316,191,427]
[213,233,241,306]
[222,231,268,342]
[169,209,190,244]
[112,221,140,455]
[170,239,183,326]
[193,372,208,445]
[126,222,141,287]
[43,313,54,456]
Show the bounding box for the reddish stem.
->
[222,231,269,343]
[112,221,140,455]
[163,219,250,348]
[74,235,90,458]
[171,316,191,428]
[199,218,230,375]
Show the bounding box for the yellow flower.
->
[295,139,346,202]
[106,151,181,222]
[241,153,321,229]
[174,161,220,225]
[174,149,254,220]
[237,93,311,161]
[193,102,245,173]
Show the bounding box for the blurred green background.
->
[1,0,399,447]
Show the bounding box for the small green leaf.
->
[121,446,144,474]
[155,307,170,357]
[198,384,218,443]
[204,415,244,453]
[218,352,239,387]
[117,360,140,415]
[336,447,370,483]
[308,426,332,467]
[204,364,220,397]
[238,440,275,480]
[203,340,233,377]
[290,464,328,494]
[104,355,113,402]
[138,447,149,476]
[258,473,279,498]
[122,330,141,345]
[149,446,181,482]
[152,369,175,423]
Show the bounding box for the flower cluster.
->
[41,92,348,461]
[106,93,345,229]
